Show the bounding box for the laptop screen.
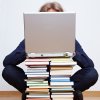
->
[24,12,75,54]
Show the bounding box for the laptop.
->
[24,12,76,58]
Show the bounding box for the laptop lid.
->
[24,12,76,57]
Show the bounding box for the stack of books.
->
[25,58,51,100]
[25,57,76,100]
[49,58,76,100]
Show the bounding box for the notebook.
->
[24,12,76,58]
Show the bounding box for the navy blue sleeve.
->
[73,40,94,68]
[3,40,26,66]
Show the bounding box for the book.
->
[25,58,50,62]
[51,97,73,100]
[27,66,48,68]
[27,81,48,86]
[26,98,51,100]
[27,81,48,84]
[28,86,50,88]
[51,91,73,94]
[27,74,49,78]
[27,84,48,86]
[51,94,74,98]
[51,87,73,91]
[29,92,50,95]
[26,88,49,92]
[50,85,72,89]
[50,70,72,75]
[50,58,73,62]
[51,66,73,70]
[25,72,49,75]
[27,67,47,70]
[50,81,74,86]
[50,79,70,82]
[50,76,70,79]
[27,67,47,72]
[50,77,70,81]
[27,94,50,98]
[25,61,49,66]
[25,79,45,82]
[50,62,76,66]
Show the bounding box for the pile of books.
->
[25,58,50,100]
[49,58,76,100]
[25,57,76,100]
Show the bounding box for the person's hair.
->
[39,2,64,12]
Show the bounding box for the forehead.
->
[47,8,57,12]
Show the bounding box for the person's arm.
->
[3,40,26,66]
[73,40,94,68]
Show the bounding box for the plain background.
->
[0,0,100,91]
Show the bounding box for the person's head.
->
[39,2,64,12]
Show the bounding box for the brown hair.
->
[39,2,64,12]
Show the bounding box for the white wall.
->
[0,0,100,91]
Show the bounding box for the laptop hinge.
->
[27,52,74,58]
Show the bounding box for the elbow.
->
[85,55,94,68]
[84,59,95,68]
[73,52,95,68]
[83,58,94,68]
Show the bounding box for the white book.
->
[25,61,49,66]
[51,94,74,98]
[25,72,49,75]
[26,69,47,73]
[52,93,73,95]
[27,94,50,98]
[27,67,47,70]
[50,82,74,86]
[27,74,49,77]
[51,88,73,91]
[52,98,73,100]
[51,76,70,79]
[27,84,48,86]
